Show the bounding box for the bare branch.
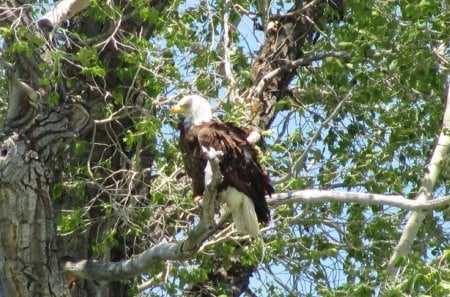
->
[267,189,450,211]
[64,241,182,281]
[64,180,450,282]
[387,82,450,273]
[252,51,350,98]
[181,158,222,252]
[222,0,235,87]
[65,158,224,281]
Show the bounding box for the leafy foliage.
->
[0,0,449,296]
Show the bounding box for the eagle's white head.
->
[171,95,213,127]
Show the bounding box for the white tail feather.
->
[219,187,259,237]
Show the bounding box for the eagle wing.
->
[196,121,273,224]
[179,122,207,198]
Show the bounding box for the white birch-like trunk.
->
[387,85,450,273]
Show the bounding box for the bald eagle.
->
[171,95,274,236]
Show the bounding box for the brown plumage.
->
[171,95,273,236]
[179,120,273,224]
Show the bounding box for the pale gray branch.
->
[39,0,91,28]
[267,190,450,211]
[64,242,182,281]
[222,0,235,87]
[387,83,450,273]
[65,184,450,282]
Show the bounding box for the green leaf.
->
[140,7,160,24]
[81,65,106,77]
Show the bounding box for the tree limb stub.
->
[38,0,91,29]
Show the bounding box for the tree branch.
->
[64,242,182,281]
[267,189,450,211]
[274,87,353,184]
[181,157,222,252]
[0,54,38,125]
[252,51,350,98]
[65,158,223,281]
[387,83,450,273]
[222,0,235,87]
[64,181,450,282]
[38,0,91,28]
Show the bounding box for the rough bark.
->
[0,0,169,295]
[0,102,91,296]
[0,2,91,295]
[245,0,345,129]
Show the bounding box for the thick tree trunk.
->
[0,103,90,296]
[0,0,171,295]
[0,2,90,295]
[246,0,344,129]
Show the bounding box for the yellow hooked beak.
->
[170,104,186,114]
